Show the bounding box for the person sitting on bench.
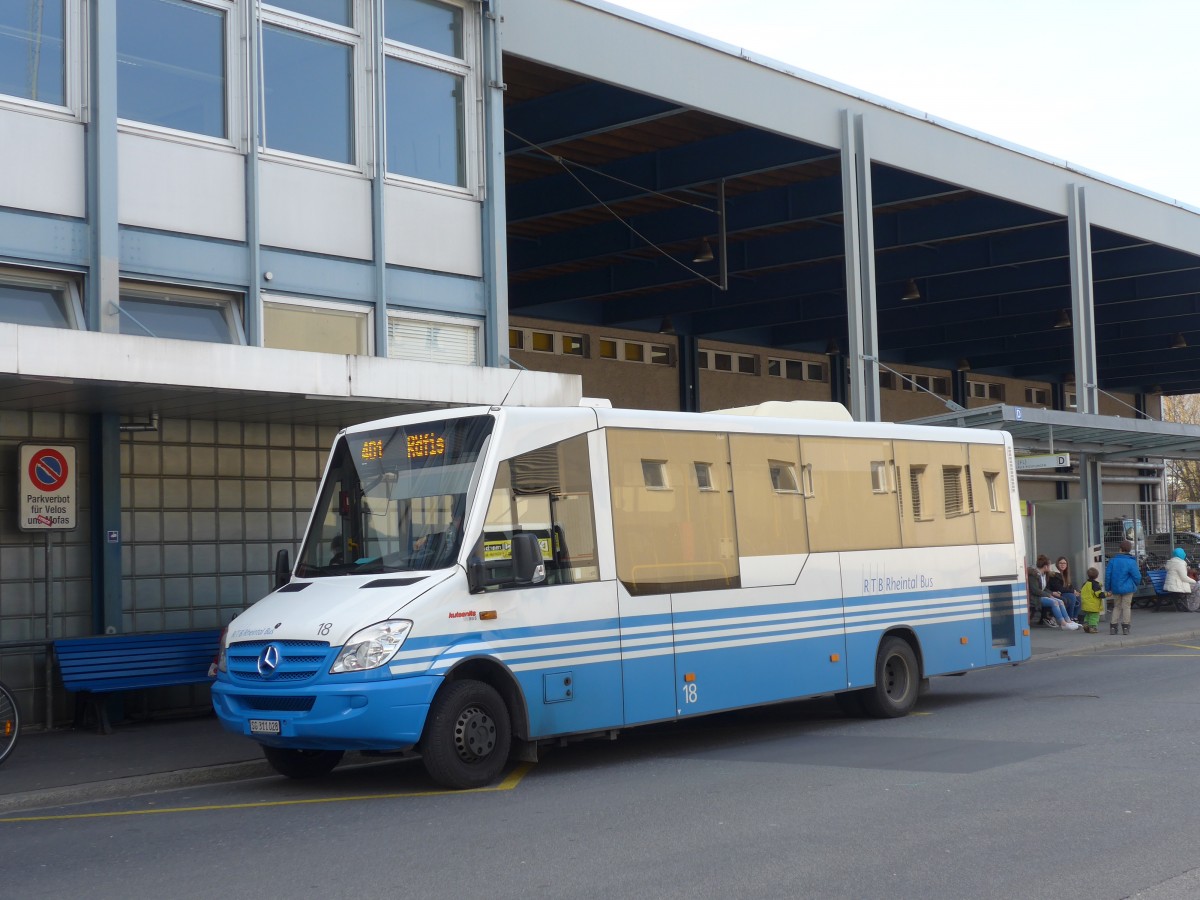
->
[1164,547,1196,598]
[1028,554,1080,630]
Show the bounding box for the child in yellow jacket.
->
[1080,567,1107,634]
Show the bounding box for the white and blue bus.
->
[212,401,1029,789]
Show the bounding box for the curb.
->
[0,759,272,816]
[1031,627,1200,662]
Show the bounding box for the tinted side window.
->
[482,434,598,588]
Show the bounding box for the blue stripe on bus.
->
[392,583,1023,677]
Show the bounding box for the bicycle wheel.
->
[0,681,19,766]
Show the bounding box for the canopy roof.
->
[503,0,1200,396]
[912,403,1200,461]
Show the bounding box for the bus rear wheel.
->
[262,746,344,779]
[421,679,512,790]
[861,636,919,718]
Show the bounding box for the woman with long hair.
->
[1028,554,1079,629]
[1047,556,1081,623]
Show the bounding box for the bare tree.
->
[1162,395,1200,503]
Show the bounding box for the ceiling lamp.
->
[1171,332,1188,349]
[956,358,970,371]
[1053,309,1072,329]
[825,337,841,356]
[901,279,921,301]
[657,317,675,335]
[692,239,715,263]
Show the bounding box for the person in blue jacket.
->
[1104,539,1142,635]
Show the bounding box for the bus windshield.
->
[296,415,494,578]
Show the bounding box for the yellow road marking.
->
[0,762,534,824]
[1168,643,1200,651]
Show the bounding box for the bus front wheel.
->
[861,636,919,718]
[421,679,512,789]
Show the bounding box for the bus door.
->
[671,567,848,717]
[482,434,624,738]
[605,428,693,726]
[615,584,678,725]
[967,444,1022,665]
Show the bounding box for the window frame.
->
[968,380,1005,401]
[768,460,800,494]
[985,471,1003,512]
[0,0,83,118]
[766,356,826,383]
[115,0,243,150]
[382,0,480,196]
[262,293,374,354]
[0,266,85,329]
[870,460,890,494]
[909,465,928,521]
[510,327,587,357]
[902,373,950,396]
[386,308,481,365]
[699,349,757,375]
[599,337,674,366]
[641,459,669,490]
[259,0,368,172]
[942,465,964,517]
[1024,387,1049,405]
[117,281,246,344]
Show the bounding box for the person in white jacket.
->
[1164,548,1196,595]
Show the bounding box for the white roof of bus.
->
[338,404,1010,447]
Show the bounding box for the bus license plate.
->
[250,719,281,735]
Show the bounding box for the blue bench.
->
[53,630,221,734]
[1135,569,1191,613]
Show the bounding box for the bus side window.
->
[481,434,599,589]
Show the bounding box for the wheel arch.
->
[440,655,531,742]
[878,626,925,681]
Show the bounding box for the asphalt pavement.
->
[3,606,1199,815]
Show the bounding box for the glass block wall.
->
[119,418,336,633]
[0,412,338,728]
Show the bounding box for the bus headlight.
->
[330,620,413,673]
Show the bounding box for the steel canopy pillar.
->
[480,0,510,366]
[677,333,700,412]
[89,414,122,634]
[245,0,264,346]
[1068,184,1103,543]
[85,0,118,334]
[840,111,881,422]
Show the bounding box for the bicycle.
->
[0,679,19,766]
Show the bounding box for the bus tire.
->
[421,679,512,790]
[262,746,344,779]
[861,636,919,718]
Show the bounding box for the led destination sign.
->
[407,433,445,459]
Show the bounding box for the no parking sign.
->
[19,444,77,531]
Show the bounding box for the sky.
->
[607,0,1200,208]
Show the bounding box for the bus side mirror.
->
[511,532,546,585]
[467,557,487,594]
[274,549,291,590]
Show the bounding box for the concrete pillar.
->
[840,110,880,422]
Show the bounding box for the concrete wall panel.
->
[260,160,372,260]
[0,110,85,217]
[384,184,483,277]
[118,133,246,241]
